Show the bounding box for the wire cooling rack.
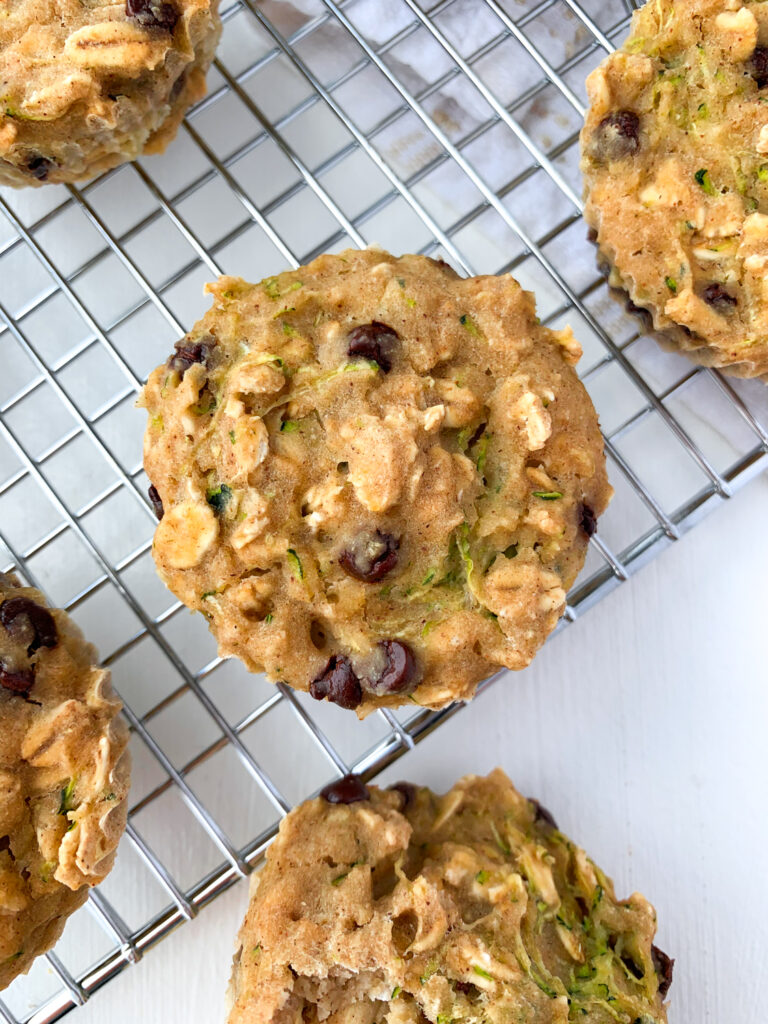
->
[0,0,766,1019]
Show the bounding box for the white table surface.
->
[72,471,767,1024]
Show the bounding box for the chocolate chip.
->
[608,110,640,139]
[309,655,362,710]
[347,322,398,373]
[0,661,35,696]
[367,640,416,695]
[168,335,215,374]
[339,531,399,583]
[148,484,164,520]
[580,503,597,537]
[529,798,558,830]
[389,781,416,808]
[651,944,675,999]
[126,0,178,31]
[594,111,640,160]
[1,597,58,655]
[320,773,370,804]
[751,45,768,88]
[702,283,737,309]
[26,156,53,181]
[593,110,643,161]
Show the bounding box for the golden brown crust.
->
[140,249,611,716]
[227,769,670,1024]
[0,0,221,186]
[0,573,130,990]
[581,0,768,378]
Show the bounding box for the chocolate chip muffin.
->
[227,769,673,1024]
[0,573,131,990]
[581,0,768,378]
[0,0,221,187]
[139,248,611,717]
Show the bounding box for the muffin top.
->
[140,248,610,715]
[581,0,768,377]
[227,769,672,1024]
[0,573,130,990]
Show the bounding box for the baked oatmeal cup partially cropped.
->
[0,573,131,990]
[139,249,611,716]
[227,769,673,1024]
[0,0,221,187]
[581,0,768,378]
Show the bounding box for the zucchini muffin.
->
[0,573,131,990]
[227,769,673,1024]
[581,0,768,378]
[140,249,610,716]
[0,0,221,187]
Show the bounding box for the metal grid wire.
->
[0,0,766,1019]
